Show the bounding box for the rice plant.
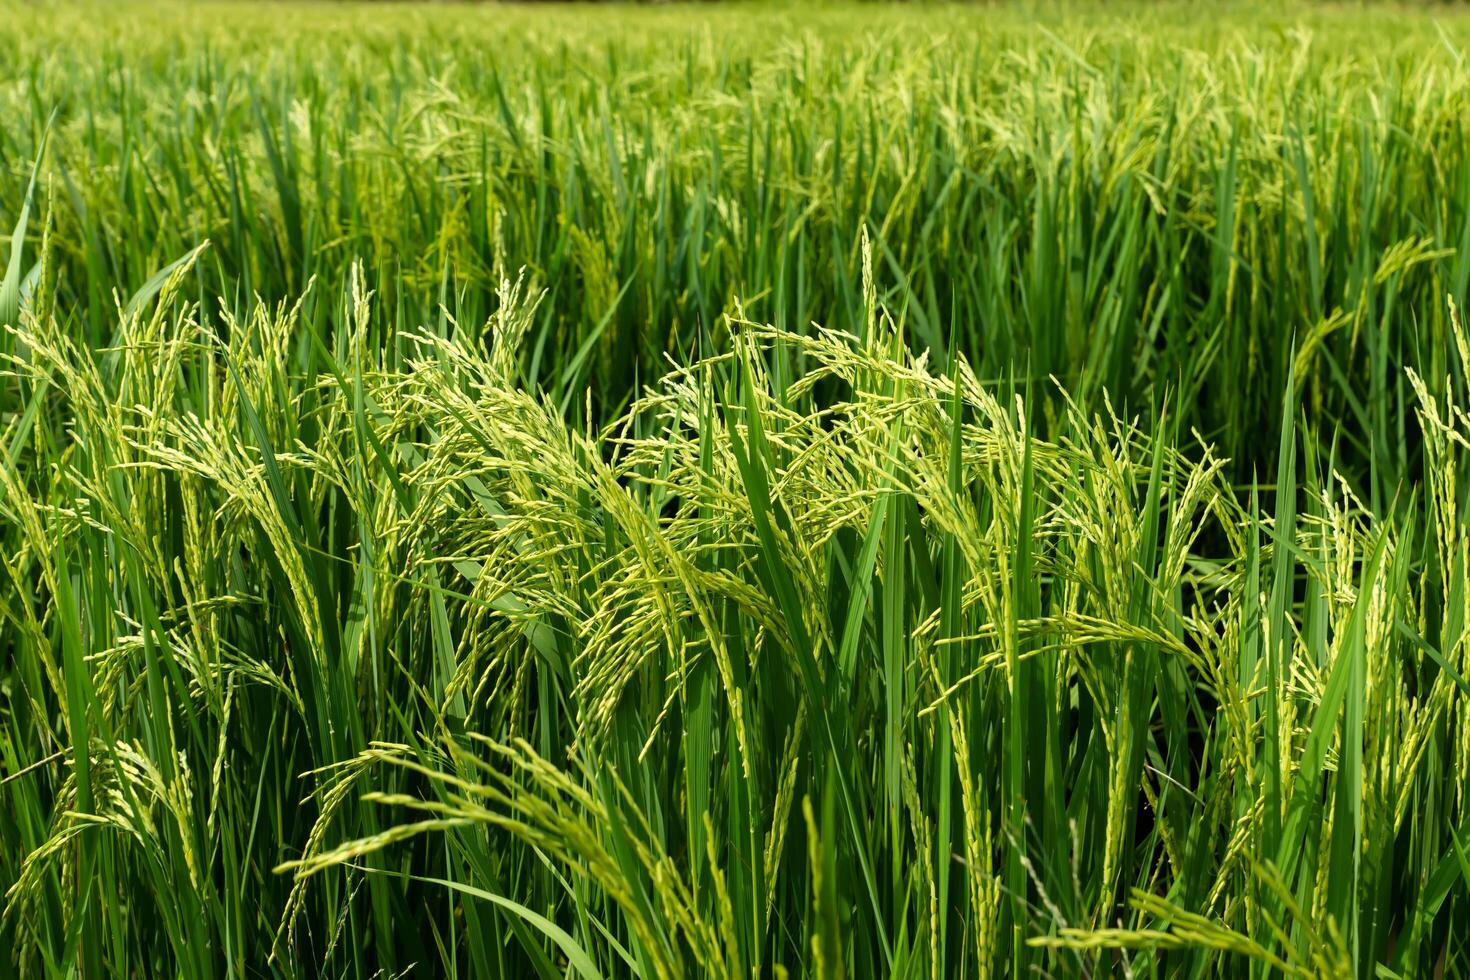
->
[4,2,1470,978]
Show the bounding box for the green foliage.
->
[3,2,1470,978]
[3,1,1470,481]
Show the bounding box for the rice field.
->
[4,1,1470,977]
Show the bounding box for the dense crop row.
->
[5,2,1470,480]
[4,2,1470,978]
